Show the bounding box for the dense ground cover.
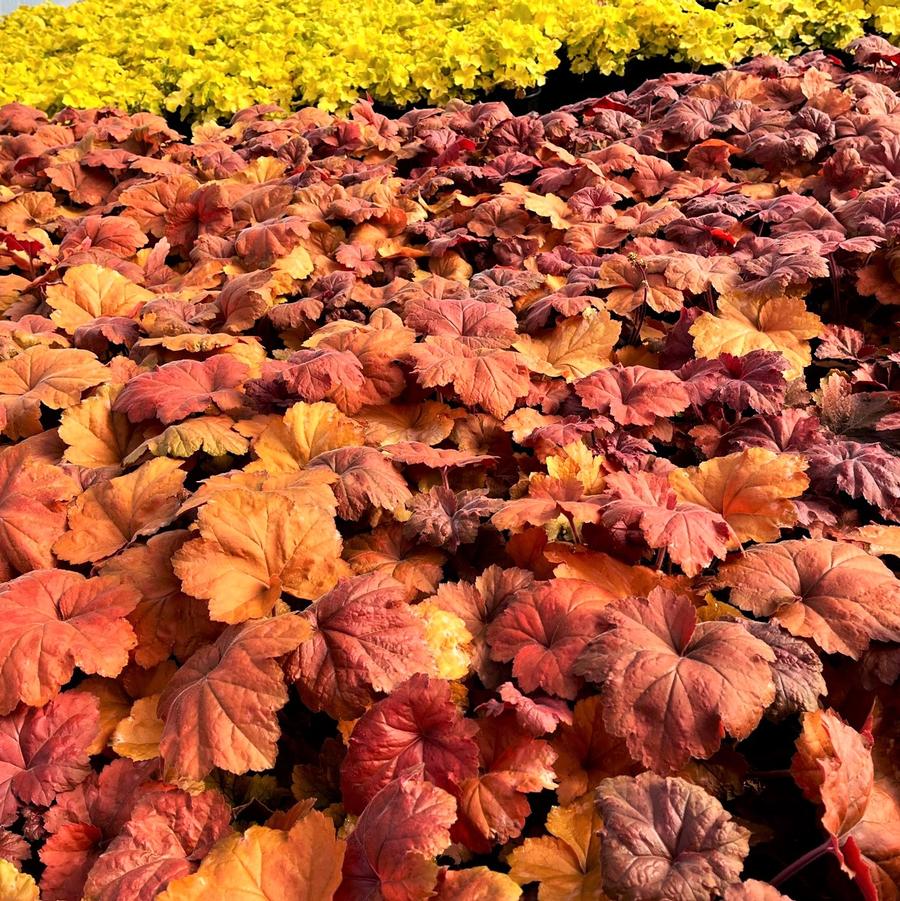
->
[1,0,899,118]
[0,33,899,901]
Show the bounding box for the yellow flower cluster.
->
[0,0,895,120]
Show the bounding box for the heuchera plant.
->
[0,35,898,901]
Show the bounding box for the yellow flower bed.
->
[0,0,894,120]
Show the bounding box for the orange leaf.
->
[669,448,809,545]
[550,695,641,806]
[241,401,365,473]
[791,709,874,837]
[507,795,604,900]
[158,614,311,779]
[99,530,219,668]
[0,570,138,714]
[689,291,823,380]
[159,811,345,901]
[54,458,187,565]
[0,437,78,580]
[0,347,107,440]
[58,384,147,470]
[173,486,349,623]
[513,311,620,382]
[45,265,153,335]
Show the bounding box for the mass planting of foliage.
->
[0,0,898,118]
[0,34,899,901]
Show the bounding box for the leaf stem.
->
[770,838,834,888]
[562,509,582,545]
[653,545,666,571]
[828,253,843,323]
[625,254,649,345]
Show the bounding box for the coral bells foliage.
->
[4,42,900,901]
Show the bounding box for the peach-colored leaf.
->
[158,614,311,779]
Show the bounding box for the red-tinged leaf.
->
[0,438,78,581]
[246,349,365,408]
[44,161,115,207]
[0,692,99,827]
[343,522,446,601]
[287,573,432,720]
[707,226,738,246]
[402,294,518,348]
[791,709,873,838]
[596,772,750,900]
[678,350,788,414]
[81,787,232,901]
[0,570,139,714]
[307,446,412,520]
[0,230,42,258]
[41,823,104,901]
[739,619,826,721]
[723,881,793,901]
[585,98,635,115]
[844,779,900,900]
[215,270,288,332]
[340,674,479,814]
[478,682,573,736]
[111,356,248,424]
[807,440,900,518]
[0,828,29,868]
[429,567,535,687]
[600,470,734,576]
[74,316,140,354]
[658,96,741,143]
[98,531,220,668]
[740,249,829,296]
[337,772,456,901]
[158,614,312,779]
[487,579,611,699]
[59,216,148,260]
[383,441,498,470]
[432,136,477,167]
[551,695,642,805]
[698,409,821,458]
[492,475,603,534]
[452,714,557,853]
[403,487,500,552]
[303,311,416,414]
[575,588,775,773]
[40,759,158,901]
[232,219,308,270]
[835,835,880,901]
[468,197,531,240]
[714,539,900,658]
[409,336,530,418]
[576,364,691,426]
